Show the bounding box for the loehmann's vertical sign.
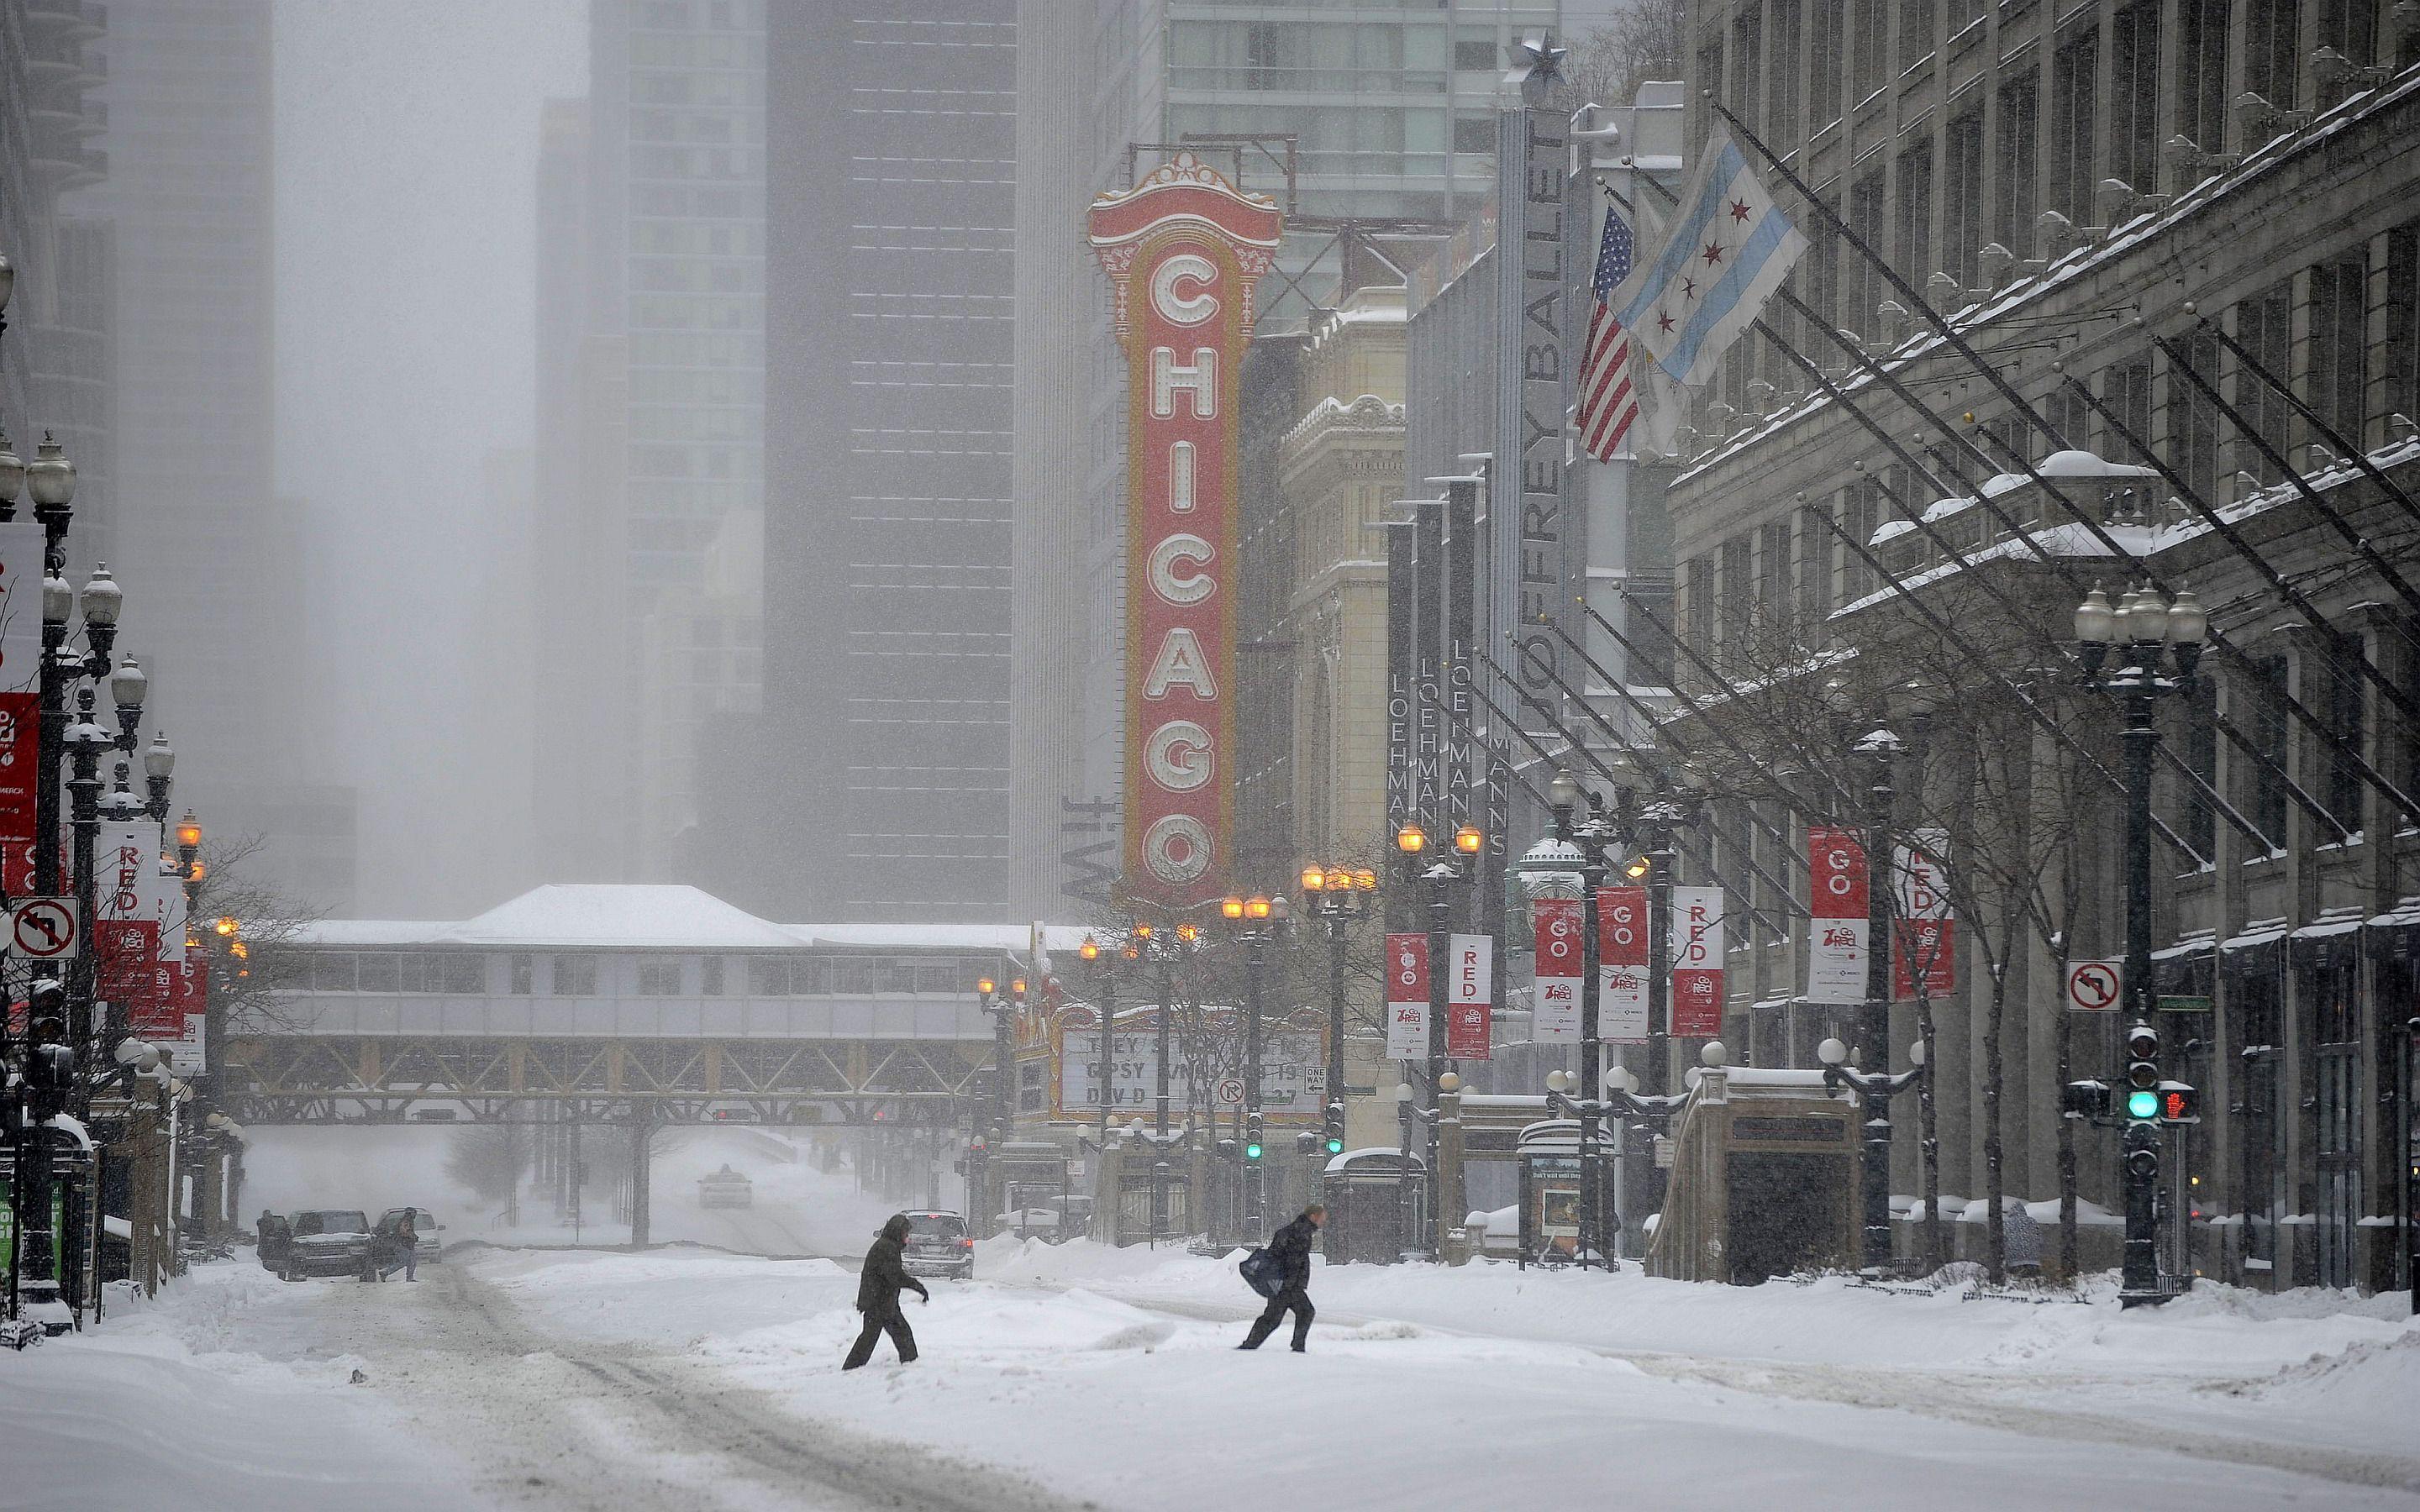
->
[1088,153,1281,908]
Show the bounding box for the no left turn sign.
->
[2065,959,2122,1012]
[8,896,78,959]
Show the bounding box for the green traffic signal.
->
[2126,1088,2160,1119]
[1244,1141,1263,1160]
[1325,1137,1344,1154]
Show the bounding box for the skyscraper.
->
[534,0,767,883]
[64,0,356,907]
[745,3,1018,922]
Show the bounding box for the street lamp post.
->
[1078,936,1118,1242]
[1216,894,1286,1236]
[1299,864,1376,1168]
[1544,770,1615,1269]
[1852,725,1904,1274]
[1818,1035,1927,1274]
[1394,820,1481,1258]
[2075,580,2206,1307]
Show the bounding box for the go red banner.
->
[1445,932,1492,1059]
[1597,887,1649,1042]
[1531,897,1582,1043]
[1805,826,1869,1005]
[1669,885,1726,1039]
[1088,155,1281,909]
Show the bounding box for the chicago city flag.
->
[1612,126,1807,388]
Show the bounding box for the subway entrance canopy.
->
[227,885,1086,1126]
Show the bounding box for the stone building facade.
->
[1657,0,2420,1289]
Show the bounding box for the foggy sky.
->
[273,0,584,919]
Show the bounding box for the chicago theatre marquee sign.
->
[1088,154,1281,908]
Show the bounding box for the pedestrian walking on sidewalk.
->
[843,1214,929,1370]
[1238,1205,1323,1352]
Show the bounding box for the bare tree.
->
[196,832,324,1034]
[1569,0,1687,112]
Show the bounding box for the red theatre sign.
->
[1088,154,1281,908]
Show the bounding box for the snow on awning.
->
[2289,916,2365,939]
[2220,920,2289,952]
[2150,934,2217,962]
[2368,896,2420,931]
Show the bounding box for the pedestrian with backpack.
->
[1237,1205,1323,1352]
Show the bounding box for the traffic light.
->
[2123,1023,2161,1120]
[1295,1131,1318,1158]
[1244,1116,1264,1162]
[2123,1120,2160,1178]
[1215,1138,1239,1163]
[1324,1100,1345,1156]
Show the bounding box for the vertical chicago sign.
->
[1088,154,1281,907]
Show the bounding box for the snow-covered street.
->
[9,1226,2415,1511]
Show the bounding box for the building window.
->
[356,953,398,993]
[1848,168,1886,332]
[2241,655,2291,845]
[1797,502,1833,622]
[2178,0,2231,160]
[1840,485,1877,603]
[1810,0,1844,121]
[2233,281,2293,483]
[2049,30,2099,222]
[1696,37,1726,142]
[2317,0,2377,71]
[1994,70,2039,252]
[1896,137,1933,279]
[509,954,534,995]
[1943,113,1983,286]
[1733,12,1764,132]
[638,958,684,995]
[2245,0,2300,109]
[1853,0,1886,97]
[2104,358,2153,457]
[1452,114,1493,154]
[1719,534,1754,655]
[833,957,874,995]
[1453,38,1497,71]
[1802,186,1840,331]
[1685,554,1718,658]
[2387,226,2420,432]
[1760,518,1795,643]
[311,954,357,991]
[2307,255,2370,454]
[701,956,726,995]
[2171,331,2223,503]
[552,954,599,995]
[2109,1,2160,194]
[2316,640,2366,836]
[1769,0,1802,139]
[1901,0,1935,65]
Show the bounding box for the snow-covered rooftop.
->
[292,885,1090,953]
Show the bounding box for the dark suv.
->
[282,1210,376,1280]
[901,1210,974,1280]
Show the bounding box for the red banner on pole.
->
[1532,897,1582,1042]
[1445,932,1492,1059]
[1893,828,1956,998]
[1805,826,1869,1004]
[1596,887,1649,1042]
[1383,932,1429,1061]
[1669,885,1726,1038]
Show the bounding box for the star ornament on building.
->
[1517,31,1569,72]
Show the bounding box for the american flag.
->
[1576,203,1639,460]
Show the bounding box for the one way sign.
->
[8,896,78,959]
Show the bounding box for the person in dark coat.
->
[1239,1205,1323,1352]
[377,1209,420,1281]
[842,1214,929,1369]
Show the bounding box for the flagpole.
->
[2048,373,2420,732]
[1629,130,2420,834]
[2187,314,2420,530]
[2145,331,2420,619]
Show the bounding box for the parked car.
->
[901,1210,975,1279]
[283,1210,376,1280]
[376,1207,444,1265]
[697,1164,753,1210]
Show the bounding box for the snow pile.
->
[0,1263,456,1511]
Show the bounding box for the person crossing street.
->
[842,1214,929,1370]
[1238,1205,1323,1352]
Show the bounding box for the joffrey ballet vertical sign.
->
[1089,154,1281,907]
